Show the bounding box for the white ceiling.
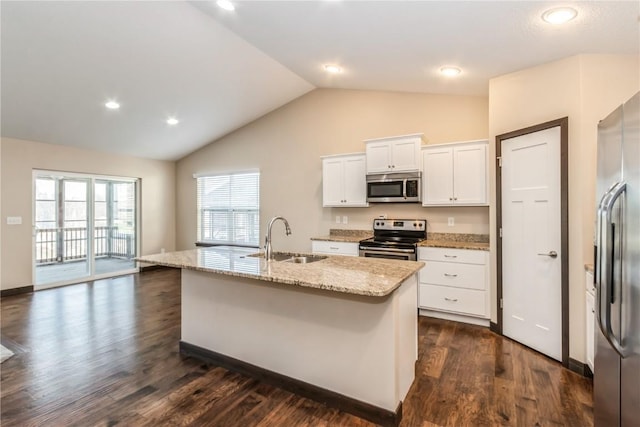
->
[1,1,638,161]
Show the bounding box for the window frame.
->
[195,171,261,248]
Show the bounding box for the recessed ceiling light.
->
[324,64,342,74]
[439,66,462,77]
[216,0,235,11]
[542,7,577,24]
[105,100,120,110]
[167,117,179,126]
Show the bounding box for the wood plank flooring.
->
[1,269,593,426]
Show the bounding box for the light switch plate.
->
[335,215,341,224]
[447,217,455,227]
[7,216,22,225]
[342,216,348,224]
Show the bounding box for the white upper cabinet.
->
[422,140,488,206]
[322,154,368,207]
[364,133,423,174]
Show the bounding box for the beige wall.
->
[176,88,489,252]
[1,138,176,290]
[489,54,640,363]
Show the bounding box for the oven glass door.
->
[362,252,412,261]
[367,181,403,199]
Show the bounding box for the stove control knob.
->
[413,222,417,227]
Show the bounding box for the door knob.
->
[537,251,558,258]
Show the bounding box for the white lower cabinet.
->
[311,241,359,257]
[418,247,489,326]
[586,270,595,373]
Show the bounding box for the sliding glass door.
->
[34,171,139,288]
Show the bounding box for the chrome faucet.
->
[264,216,292,261]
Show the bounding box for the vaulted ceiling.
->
[1,1,638,160]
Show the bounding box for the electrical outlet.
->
[342,216,348,224]
[378,214,387,219]
[335,215,341,224]
[448,217,455,227]
[6,216,22,225]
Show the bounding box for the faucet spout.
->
[265,216,292,261]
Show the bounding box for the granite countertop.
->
[418,232,490,251]
[311,229,372,243]
[136,246,423,298]
[312,229,489,250]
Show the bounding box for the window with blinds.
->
[196,172,260,246]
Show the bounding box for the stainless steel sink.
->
[281,255,327,264]
[247,252,326,263]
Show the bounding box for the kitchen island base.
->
[180,268,417,427]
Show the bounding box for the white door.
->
[365,141,392,173]
[391,139,420,171]
[342,155,367,206]
[422,147,453,205]
[453,144,487,204]
[322,157,345,207]
[502,126,562,361]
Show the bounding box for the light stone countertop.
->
[137,246,423,297]
[311,229,373,243]
[418,240,489,251]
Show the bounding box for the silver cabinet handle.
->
[444,254,457,258]
[537,251,558,258]
[444,273,458,277]
[444,297,458,302]
[329,246,339,250]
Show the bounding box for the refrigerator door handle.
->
[597,181,628,358]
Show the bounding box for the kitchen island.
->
[137,246,423,426]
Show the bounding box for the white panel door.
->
[365,141,392,173]
[322,157,344,207]
[391,139,420,171]
[453,144,487,204]
[502,126,562,361]
[343,155,367,206]
[422,147,453,205]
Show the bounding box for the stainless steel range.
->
[359,219,427,261]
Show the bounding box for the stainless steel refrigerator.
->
[594,91,640,426]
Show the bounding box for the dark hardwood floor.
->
[1,269,593,426]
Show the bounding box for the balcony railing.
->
[35,226,135,265]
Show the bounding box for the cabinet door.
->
[422,147,454,205]
[453,143,487,204]
[343,155,368,206]
[586,291,595,372]
[322,157,344,207]
[391,139,421,171]
[365,141,392,173]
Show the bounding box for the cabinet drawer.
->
[419,284,487,317]
[311,241,359,256]
[419,261,486,290]
[418,247,486,264]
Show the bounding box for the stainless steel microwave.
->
[366,172,421,203]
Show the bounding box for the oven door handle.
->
[403,179,407,199]
[359,246,415,254]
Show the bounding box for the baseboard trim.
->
[1,285,34,298]
[139,264,176,273]
[568,358,590,377]
[419,309,490,327]
[489,321,500,334]
[179,341,402,427]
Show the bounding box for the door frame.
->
[32,169,141,290]
[495,117,569,366]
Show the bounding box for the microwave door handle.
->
[403,179,407,199]
[598,181,627,358]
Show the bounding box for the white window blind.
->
[197,172,260,246]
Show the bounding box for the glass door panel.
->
[35,177,91,285]
[94,180,137,276]
[34,172,139,288]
